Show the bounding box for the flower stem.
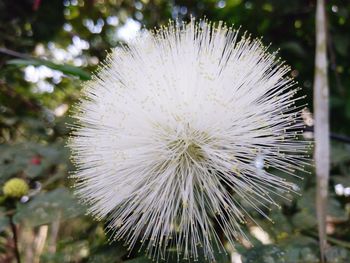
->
[9,214,21,263]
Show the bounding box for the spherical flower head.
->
[69,19,308,261]
[3,178,29,198]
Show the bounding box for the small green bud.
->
[3,178,29,198]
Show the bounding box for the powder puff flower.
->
[69,19,308,262]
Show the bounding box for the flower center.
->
[168,139,205,162]
[186,142,205,162]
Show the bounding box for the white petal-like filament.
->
[70,19,308,262]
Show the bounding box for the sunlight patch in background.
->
[117,18,141,42]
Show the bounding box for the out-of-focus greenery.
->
[0,0,349,262]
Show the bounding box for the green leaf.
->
[0,142,68,181]
[14,188,86,226]
[88,243,128,263]
[123,244,230,263]
[331,144,350,166]
[333,34,349,56]
[279,236,319,262]
[292,189,347,230]
[241,245,286,263]
[0,208,10,232]
[332,175,350,186]
[0,144,31,183]
[328,198,348,220]
[164,247,230,263]
[325,246,350,263]
[292,209,317,230]
[40,252,67,263]
[124,257,153,263]
[7,58,91,80]
[280,41,306,57]
[292,190,317,230]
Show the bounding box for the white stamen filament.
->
[69,19,308,262]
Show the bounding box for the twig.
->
[9,215,21,263]
[48,213,61,254]
[0,81,41,111]
[327,28,345,96]
[33,225,48,263]
[0,47,31,60]
[303,230,350,249]
[304,126,350,144]
[330,133,350,144]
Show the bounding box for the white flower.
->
[69,19,308,262]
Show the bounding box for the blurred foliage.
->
[0,0,350,262]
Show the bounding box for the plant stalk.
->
[9,214,21,263]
